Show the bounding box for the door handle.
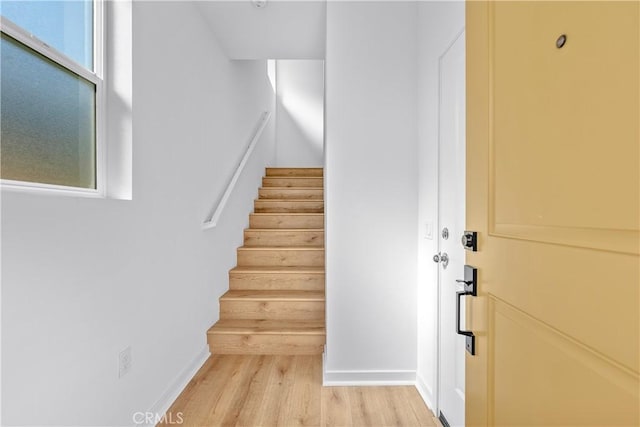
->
[456,290,475,355]
[456,265,478,355]
[432,252,449,268]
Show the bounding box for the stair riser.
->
[263,178,323,188]
[244,230,324,247]
[266,168,323,178]
[220,300,325,321]
[229,273,325,291]
[237,249,324,267]
[258,188,323,200]
[255,200,324,213]
[249,214,324,229]
[208,334,325,355]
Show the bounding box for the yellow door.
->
[466,1,639,426]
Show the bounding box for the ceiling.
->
[196,1,326,60]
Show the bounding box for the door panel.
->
[491,298,638,426]
[438,29,466,427]
[466,2,639,426]
[491,2,639,236]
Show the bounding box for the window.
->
[1,0,103,193]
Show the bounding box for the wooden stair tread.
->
[244,228,324,247]
[255,198,324,202]
[250,213,324,216]
[237,247,324,267]
[266,167,323,176]
[238,246,324,251]
[264,176,323,179]
[254,199,324,213]
[262,177,323,187]
[258,188,323,200]
[231,266,325,274]
[260,186,324,190]
[221,290,324,301]
[208,319,325,335]
[245,228,323,232]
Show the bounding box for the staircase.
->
[207,168,325,355]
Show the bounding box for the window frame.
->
[0,0,106,197]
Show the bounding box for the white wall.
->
[416,0,465,410]
[324,1,418,383]
[197,1,326,60]
[275,60,324,167]
[0,2,275,425]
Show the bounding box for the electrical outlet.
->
[119,346,132,378]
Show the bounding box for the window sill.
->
[1,179,105,199]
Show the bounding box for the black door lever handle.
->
[456,290,476,355]
[456,265,478,356]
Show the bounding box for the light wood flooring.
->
[160,355,439,427]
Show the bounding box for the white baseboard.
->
[323,368,416,386]
[322,351,417,386]
[138,345,210,427]
[415,374,436,415]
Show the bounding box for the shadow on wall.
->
[275,60,324,167]
[277,103,323,162]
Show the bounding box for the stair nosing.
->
[244,228,324,232]
[220,290,325,302]
[209,329,326,336]
[260,186,324,189]
[209,331,325,336]
[208,321,325,336]
[250,213,324,216]
[237,246,325,251]
[230,266,325,274]
[255,199,325,202]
